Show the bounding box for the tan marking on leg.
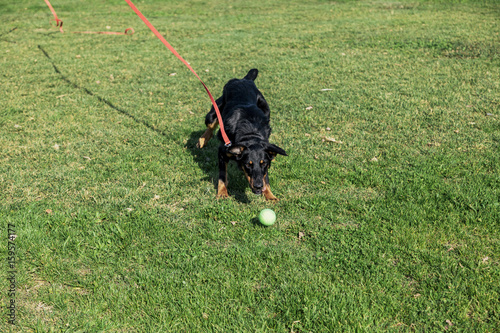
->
[263,175,278,201]
[217,161,229,199]
[197,120,218,148]
[216,179,229,199]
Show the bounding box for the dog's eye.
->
[246,162,253,168]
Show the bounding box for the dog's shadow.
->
[185,131,252,203]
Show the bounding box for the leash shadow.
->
[0,27,17,43]
[37,45,167,138]
[185,131,251,204]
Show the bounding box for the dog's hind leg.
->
[197,96,224,148]
[197,118,218,148]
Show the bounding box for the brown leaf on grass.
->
[230,221,237,226]
[35,302,53,313]
[298,232,305,240]
[427,142,441,147]
[323,137,343,144]
[45,209,53,215]
[202,313,209,319]
[305,106,313,110]
[291,320,301,333]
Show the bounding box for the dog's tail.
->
[244,68,259,81]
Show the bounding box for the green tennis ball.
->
[259,209,276,226]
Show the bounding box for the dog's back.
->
[217,69,271,143]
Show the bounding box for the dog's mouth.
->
[250,182,266,195]
[252,188,263,195]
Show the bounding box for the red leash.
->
[44,0,63,33]
[124,0,232,147]
[43,0,134,36]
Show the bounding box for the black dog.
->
[197,69,287,200]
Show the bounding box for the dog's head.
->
[227,143,287,195]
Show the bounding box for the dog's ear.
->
[226,145,245,158]
[266,143,287,159]
[244,69,259,81]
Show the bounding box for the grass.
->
[1,0,499,331]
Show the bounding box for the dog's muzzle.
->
[251,182,264,195]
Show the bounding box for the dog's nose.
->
[252,182,263,194]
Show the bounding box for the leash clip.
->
[224,142,232,148]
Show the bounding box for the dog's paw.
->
[216,192,229,199]
[264,195,279,201]
[197,138,205,149]
[198,128,215,148]
[216,180,229,199]
[263,189,279,201]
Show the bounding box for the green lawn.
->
[1,0,499,331]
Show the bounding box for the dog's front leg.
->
[216,146,230,199]
[263,173,278,201]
